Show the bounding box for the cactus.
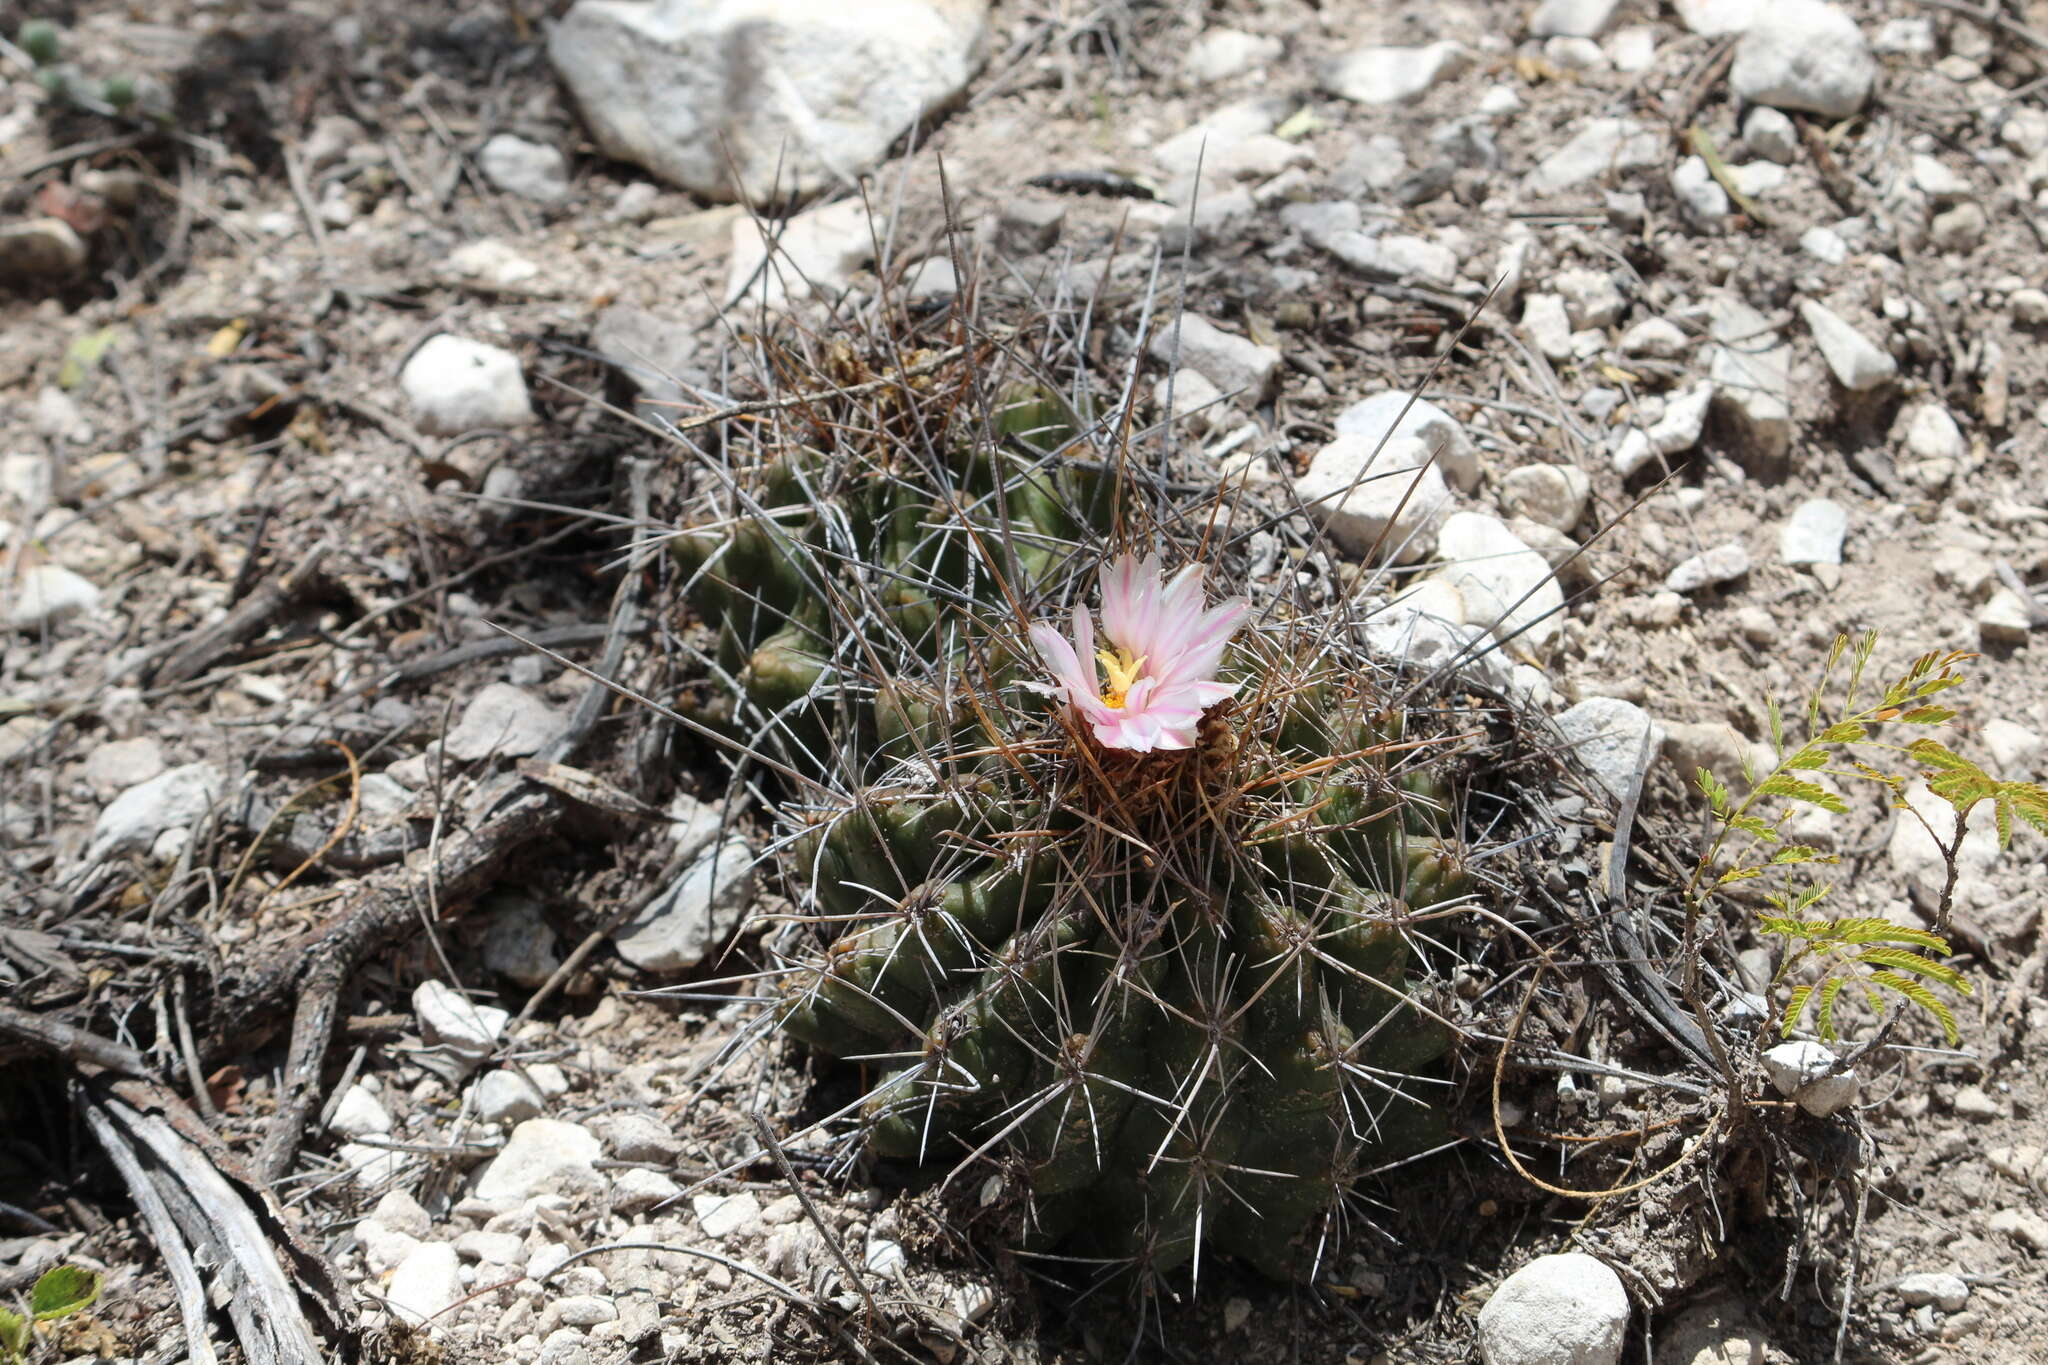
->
[665,335,1477,1285]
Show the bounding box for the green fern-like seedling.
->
[1762,916,1969,1046]
[1689,633,2046,1047]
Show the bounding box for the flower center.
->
[1095,646,1147,710]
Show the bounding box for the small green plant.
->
[0,1264,103,1364]
[1691,633,2048,1047]
[16,20,148,118]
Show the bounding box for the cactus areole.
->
[676,388,1472,1285]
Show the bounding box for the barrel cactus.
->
[667,353,1477,1285]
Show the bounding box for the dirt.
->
[2,1,2047,1363]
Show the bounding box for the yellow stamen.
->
[1095,646,1147,709]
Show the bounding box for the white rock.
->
[1743,106,1798,163]
[478,134,571,203]
[1705,296,1792,464]
[1727,160,1787,200]
[1673,0,1763,36]
[553,1295,618,1328]
[1433,512,1565,653]
[1929,202,1986,253]
[1730,0,1875,118]
[1799,300,1895,391]
[1332,232,1459,286]
[1614,383,1713,475]
[614,1167,683,1213]
[1606,26,1657,72]
[1322,41,1469,106]
[387,1242,464,1330]
[1295,434,1453,565]
[1477,1252,1630,1365]
[1555,699,1665,802]
[1543,36,1607,71]
[2001,108,2048,157]
[1983,719,2043,779]
[1665,543,1750,593]
[444,683,564,762]
[1619,317,1688,359]
[1525,119,1662,194]
[85,763,225,864]
[1479,85,1525,117]
[5,564,101,631]
[453,1229,526,1265]
[1553,269,1624,329]
[1989,1208,2048,1251]
[414,980,510,1061]
[547,0,988,204]
[535,1328,593,1365]
[357,1219,420,1277]
[1389,577,1467,626]
[1672,156,1729,223]
[1872,17,1936,54]
[693,1191,762,1240]
[725,198,875,309]
[1155,371,1226,435]
[1800,225,1849,264]
[1779,499,1847,566]
[1887,778,2002,905]
[330,1083,393,1139]
[1902,404,1966,463]
[81,737,166,800]
[1499,464,1589,532]
[482,893,563,988]
[1909,154,1970,200]
[1895,1273,1969,1312]
[1762,1040,1859,1117]
[1332,392,1479,492]
[1152,315,1280,403]
[1523,293,1574,363]
[474,1120,606,1201]
[593,1111,683,1163]
[613,838,755,973]
[1184,28,1282,82]
[1530,0,1619,38]
[401,335,534,437]
[2009,288,2048,325]
[446,239,542,289]
[473,1070,547,1125]
[374,1189,434,1239]
[1978,589,2035,645]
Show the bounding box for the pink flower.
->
[1028,553,1248,752]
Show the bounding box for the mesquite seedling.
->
[673,356,1477,1283]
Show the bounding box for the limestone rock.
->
[401,336,535,437]
[1295,434,1453,565]
[1555,698,1664,802]
[1729,0,1875,118]
[1332,392,1479,492]
[612,838,756,973]
[548,0,989,204]
[1322,41,1469,106]
[1799,299,1894,391]
[1152,314,1281,403]
[1477,1253,1630,1365]
[387,1243,464,1330]
[1432,512,1566,652]
[474,1119,606,1201]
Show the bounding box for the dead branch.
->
[152,538,336,686]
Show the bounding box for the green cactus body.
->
[671,369,1473,1283]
